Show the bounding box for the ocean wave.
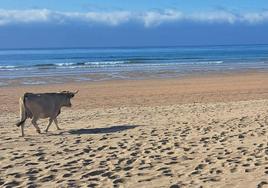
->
[56,61,128,66]
[85,61,128,65]
[0,65,16,69]
[55,60,224,66]
[0,60,225,71]
[34,63,56,67]
[191,60,224,65]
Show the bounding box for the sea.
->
[0,44,268,86]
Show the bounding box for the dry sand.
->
[1,72,268,188]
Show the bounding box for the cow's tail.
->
[16,95,27,127]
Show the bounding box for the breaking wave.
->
[0,60,225,70]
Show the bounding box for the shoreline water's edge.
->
[1,68,267,87]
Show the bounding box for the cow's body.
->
[16,91,77,137]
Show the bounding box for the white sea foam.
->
[56,62,76,66]
[0,67,34,71]
[84,61,127,65]
[192,60,224,65]
[0,60,224,71]
[54,61,130,69]
[0,82,8,86]
[22,81,47,85]
[54,60,224,69]
[0,65,16,69]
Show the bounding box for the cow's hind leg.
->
[31,117,41,134]
[54,118,61,130]
[21,122,25,137]
[45,118,53,133]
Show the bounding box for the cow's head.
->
[60,90,78,107]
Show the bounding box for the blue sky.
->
[0,0,266,12]
[0,1,268,48]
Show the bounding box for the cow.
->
[16,90,78,137]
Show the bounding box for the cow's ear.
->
[69,93,75,98]
[68,90,78,98]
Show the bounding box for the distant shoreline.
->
[0,69,267,87]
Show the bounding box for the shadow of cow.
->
[68,125,139,135]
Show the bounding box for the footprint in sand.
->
[81,169,106,179]
[40,175,55,182]
[257,181,268,188]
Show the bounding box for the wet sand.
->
[1,71,268,187]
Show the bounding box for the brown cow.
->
[16,90,78,136]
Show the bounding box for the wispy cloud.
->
[0,9,51,25]
[140,10,183,27]
[0,9,268,27]
[0,9,131,26]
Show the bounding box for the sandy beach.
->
[1,71,268,188]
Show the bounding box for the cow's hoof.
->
[37,129,41,134]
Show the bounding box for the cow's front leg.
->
[54,118,61,130]
[45,118,53,133]
[31,117,41,134]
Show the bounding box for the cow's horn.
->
[73,90,79,94]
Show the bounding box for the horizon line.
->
[1,43,268,51]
